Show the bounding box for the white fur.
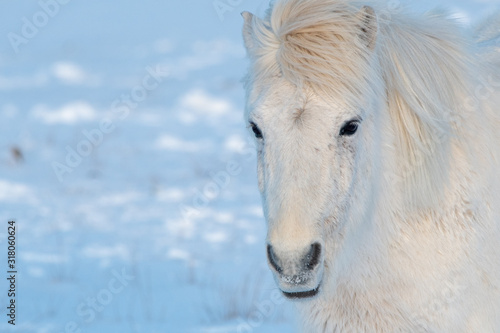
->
[242,0,500,331]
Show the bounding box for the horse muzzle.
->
[267,242,324,300]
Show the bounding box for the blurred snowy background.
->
[0,1,498,332]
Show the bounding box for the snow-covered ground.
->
[0,1,498,332]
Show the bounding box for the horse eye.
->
[339,120,360,136]
[250,122,263,139]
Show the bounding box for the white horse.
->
[242,0,500,331]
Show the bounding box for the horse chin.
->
[282,283,321,300]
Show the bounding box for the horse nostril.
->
[267,245,283,274]
[304,243,322,271]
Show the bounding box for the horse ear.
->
[242,11,255,52]
[357,6,378,50]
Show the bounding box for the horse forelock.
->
[248,0,377,103]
